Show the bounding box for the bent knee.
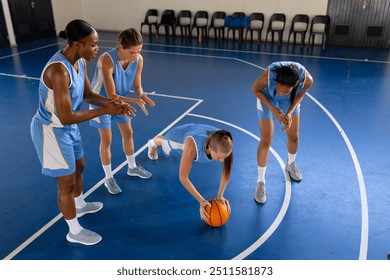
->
[260,137,273,148]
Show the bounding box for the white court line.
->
[0,72,39,80]
[0,43,60,60]
[3,91,202,260]
[306,93,368,260]
[235,60,368,259]
[87,92,203,189]
[187,113,292,260]
[100,38,390,64]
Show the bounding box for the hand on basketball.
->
[217,197,231,214]
[200,200,211,221]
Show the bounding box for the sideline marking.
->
[3,91,202,260]
[306,92,368,260]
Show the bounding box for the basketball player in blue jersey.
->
[30,20,134,245]
[90,28,155,195]
[251,61,313,204]
[147,123,233,221]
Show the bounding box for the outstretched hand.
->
[135,97,148,115]
[140,93,155,107]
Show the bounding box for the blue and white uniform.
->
[162,123,218,163]
[257,61,306,120]
[89,48,138,129]
[30,50,85,177]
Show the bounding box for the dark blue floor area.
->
[1,32,390,260]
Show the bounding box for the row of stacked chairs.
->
[140,9,330,48]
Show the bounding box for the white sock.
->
[74,193,87,209]
[257,166,267,183]
[127,154,137,169]
[149,139,157,148]
[288,153,297,165]
[65,217,83,235]
[102,164,112,180]
[162,139,171,156]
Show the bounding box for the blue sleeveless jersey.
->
[164,123,219,163]
[34,50,85,128]
[90,48,138,100]
[263,61,306,101]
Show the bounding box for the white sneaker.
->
[147,139,158,160]
[254,182,267,204]
[66,229,102,246]
[285,161,303,181]
[104,177,122,194]
[127,165,152,179]
[76,202,103,218]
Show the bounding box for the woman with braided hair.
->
[252,61,313,204]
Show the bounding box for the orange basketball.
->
[204,198,230,227]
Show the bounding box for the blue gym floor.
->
[0,31,389,260]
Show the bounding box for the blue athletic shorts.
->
[30,117,84,177]
[89,114,131,129]
[257,97,300,120]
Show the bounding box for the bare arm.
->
[47,62,132,125]
[179,138,206,204]
[179,138,210,220]
[132,55,155,107]
[286,69,313,115]
[100,54,149,115]
[252,67,283,117]
[282,70,314,131]
[217,170,230,199]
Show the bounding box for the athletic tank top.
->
[90,48,138,98]
[166,123,219,163]
[34,50,85,128]
[263,61,306,101]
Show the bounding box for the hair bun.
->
[58,30,67,39]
